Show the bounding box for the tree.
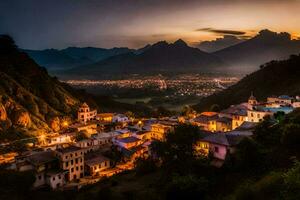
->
[182,105,196,117]
[234,138,264,172]
[253,116,280,146]
[281,123,300,152]
[165,174,209,199]
[75,131,88,141]
[151,124,201,173]
[282,160,300,200]
[274,111,285,123]
[210,104,220,112]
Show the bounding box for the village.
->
[1,94,300,190]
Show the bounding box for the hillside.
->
[64,39,225,78]
[214,30,300,73]
[194,54,300,111]
[0,35,92,137]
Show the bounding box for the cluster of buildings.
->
[192,94,300,166]
[4,94,300,190]
[7,103,176,190]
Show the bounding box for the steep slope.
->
[0,35,83,135]
[214,30,300,73]
[194,54,300,111]
[65,39,225,78]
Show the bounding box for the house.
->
[25,151,66,189]
[150,123,173,141]
[215,117,232,132]
[219,104,248,130]
[267,95,293,105]
[247,109,272,122]
[119,145,148,162]
[133,130,152,140]
[92,131,117,146]
[112,114,130,123]
[195,133,247,162]
[44,133,73,146]
[292,101,300,108]
[191,112,219,132]
[96,113,114,123]
[71,122,98,137]
[85,154,110,177]
[55,146,84,181]
[45,170,67,189]
[114,136,142,149]
[77,103,97,123]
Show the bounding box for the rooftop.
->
[85,155,110,167]
[193,114,218,123]
[220,104,248,116]
[136,131,150,135]
[200,112,218,117]
[201,133,246,146]
[55,146,82,154]
[117,136,141,143]
[235,121,258,131]
[216,117,232,123]
[278,95,293,100]
[27,151,57,166]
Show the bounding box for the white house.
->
[112,114,130,123]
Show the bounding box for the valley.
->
[64,74,239,111]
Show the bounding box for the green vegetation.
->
[194,55,300,111]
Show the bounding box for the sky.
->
[1,0,300,49]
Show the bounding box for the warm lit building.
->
[78,102,97,123]
[150,123,173,141]
[112,114,130,123]
[219,104,248,130]
[96,113,114,123]
[191,112,219,132]
[55,146,84,181]
[133,130,152,140]
[72,123,98,137]
[44,133,73,146]
[292,101,300,108]
[114,136,142,149]
[215,117,232,132]
[247,109,272,123]
[195,133,248,164]
[267,95,293,105]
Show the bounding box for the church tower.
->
[248,92,258,109]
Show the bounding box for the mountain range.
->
[64,39,225,79]
[213,30,300,72]
[23,47,133,70]
[23,29,300,77]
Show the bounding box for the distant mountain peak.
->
[152,41,168,47]
[173,39,188,47]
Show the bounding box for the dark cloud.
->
[196,35,246,52]
[196,28,246,35]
